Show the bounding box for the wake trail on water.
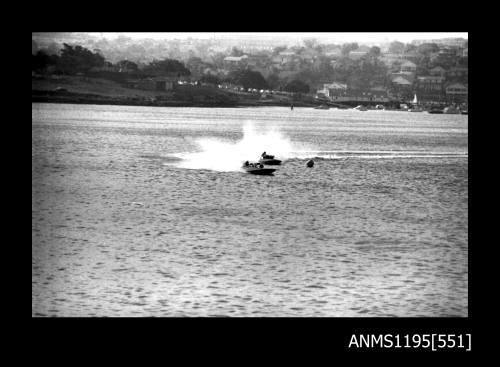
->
[170,122,310,172]
[290,150,468,160]
[166,122,467,172]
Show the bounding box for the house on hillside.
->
[348,50,368,60]
[391,76,413,93]
[379,52,403,67]
[391,71,415,84]
[270,52,297,69]
[223,55,248,69]
[446,67,468,79]
[430,48,456,65]
[430,66,446,77]
[400,60,417,73]
[392,76,412,85]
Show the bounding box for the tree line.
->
[32,43,311,92]
[32,43,191,77]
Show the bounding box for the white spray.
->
[175,122,299,172]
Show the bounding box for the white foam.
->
[172,122,307,172]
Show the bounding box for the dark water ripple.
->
[32,104,468,317]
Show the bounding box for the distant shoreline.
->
[31,75,353,109]
[32,91,320,109]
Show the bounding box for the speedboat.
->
[259,154,282,165]
[242,162,276,175]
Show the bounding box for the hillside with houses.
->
[32,34,468,108]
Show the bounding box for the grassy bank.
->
[32,75,321,108]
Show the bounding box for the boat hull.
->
[259,158,282,165]
[244,167,276,175]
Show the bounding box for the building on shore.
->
[316,84,391,104]
[414,76,446,102]
[416,76,445,92]
[316,82,347,99]
[445,83,468,103]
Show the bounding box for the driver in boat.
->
[244,161,249,166]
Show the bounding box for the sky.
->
[90,32,468,44]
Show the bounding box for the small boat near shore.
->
[408,94,423,112]
[428,108,444,114]
[353,105,368,111]
[314,104,330,110]
[242,162,276,175]
[444,106,460,114]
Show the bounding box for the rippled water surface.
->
[32,104,468,317]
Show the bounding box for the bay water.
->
[32,103,468,317]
